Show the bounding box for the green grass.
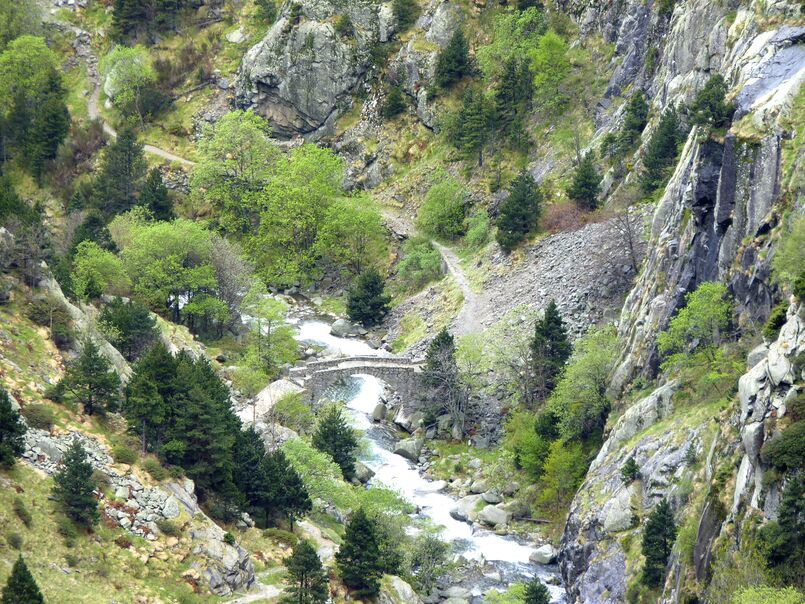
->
[392,314,426,352]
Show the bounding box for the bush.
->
[223,532,236,546]
[65,553,80,567]
[272,393,315,434]
[763,303,788,341]
[541,202,589,234]
[397,237,443,292]
[382,85,406,119]
[732,586,804,604]
[142,458,168,481]
[464,211,490,249]
[621,457,640,483]
[156,519,181,536]
[111,444,138,465]
[6,532,23,550]
[761,421,805,471]
[416,177,467,240]
[21,404,55,431]
[264,527,298,547]
[393,0,419,31]
[57,516,78,547]
[334,14,353,37]
[26,297,74,349]
[13,497,32,528]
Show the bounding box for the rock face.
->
[21,429,255,596]
[378,575,424,604]
[236,0,395,139]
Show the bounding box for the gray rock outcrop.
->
[236,0,396,139]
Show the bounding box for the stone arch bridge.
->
[288,355,424,404]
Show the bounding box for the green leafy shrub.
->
[763,303,788,341]
[263,527,298,546]
[417,177,467,240]
[6,532,23,550]
[21,404,55,431]
[142,458,168,481]
[223,532,236,546]
[772,217,805,288]
[761,421,805,471]
[334,14,353,37]
[392,0,419,31]
[690,75,735,131]
[272,393,315,434]
[732,586,804,604]
[156,519,181,536]
[464,210,490,249]
[57,516,78,547]
[397,237,443,292]
[382,85,406,119]
[26,297,75,349]
[13,497,32,528]
[621,457,640,483]
[111,444,138,465]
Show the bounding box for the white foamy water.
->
[296,319,564,601]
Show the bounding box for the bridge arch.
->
[289,356,424,404]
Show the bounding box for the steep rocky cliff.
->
[236,0,396,138]
[558,0,803,599]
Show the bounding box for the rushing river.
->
[293,317,564,602]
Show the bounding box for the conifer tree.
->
[112,0,146,39]
[283,539,329,604]
[393,0,419,31]
[567,154,601,211]
[616,90,648,153]
[381,85,406,119]
[346,269,390,327]
[92,126,147,217]
[641,108,682,194]
[641,499,676,587]
[495,169,542,251]
[620,456,640,483]
[124,371,167,453]
[495,57,531,136]
[61,339,121,416]
[233,426,268,514]
[139,168,173,221]
[100,297,158,361]
[312,405,358,482]
[1,556,44,604]
[0,388,26,469]
[336,508,384,598]
[26,82,70,182]
[260,449,311,529]
[436,28,470,88]
[524,577,550,604]
[450,88,490,165]
[530,300,571,403]
[53,439,99,527]
[690,75,734,130]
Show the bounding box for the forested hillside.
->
[0,0,803,602]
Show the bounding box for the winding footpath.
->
[430,240,484,336]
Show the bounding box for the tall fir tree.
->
[495,57,531,137]
[495,169,542,251]
[524,577,550,604]
[530,300,571,404]
[233,426,268,514]
[139,168,173,220]
[436,28,470,88]
[0,388,26,468]
[641,108,682,194]
[312,405,358,482]
[259,449,311,529]
[641,499,676,587]
[336,508,384,598]
[92,126,147,217]
[346,269,390,327]
[26,80,70,182]
[100,297,158,361]
[567,154,601,211]
[61,338,121,416]
[381,85,406,119]
[616,90,648,153]
[283,539,329,604]
[451,88,490,165]
[1,556,44,604]
[53,439,100,527]
[690,75,734,130]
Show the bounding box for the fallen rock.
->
[378,574,423,604]
[478,505,510,528]
[530,544,558,564]
[354,461,376,484]
[394,437,424,461]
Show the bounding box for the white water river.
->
[294,318,564,602]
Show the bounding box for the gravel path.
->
[430,241,484,336]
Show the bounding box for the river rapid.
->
[290,316,565,602]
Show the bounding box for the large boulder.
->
[330,318,359,338]
[478,504,511,528]
[236,0,395,139]
[530,544,558,565]
[449,494,481,523]
[354,460,376,484]
[378,575,423,604]
[394,437,424,461]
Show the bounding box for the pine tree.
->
[53,439,100,527]
[393,0,419,31]
[139,168,173,220]
[530,300,571,404]
[346,269,390,327]
[690,75,735,130]
[620,456,640,483]
[112,0,147,39]
[495,169,542,251]
[495,57,531,136]
[381,85,406,120]
[312,405,358,482]
[283,539,329,604]
[26,82,70,182]
[1,556,44,604]
[255,0,277,23]
[567,154,601,211]
[100,297,158,361]
[641,499,676,587]
[124,371,167,453]
[0,388,26,468]
[524,577,550,604]
[641,108,682,194]
[92,126,147,217]
[61,339,121,416]
[233,426,268,515]
[616,90,648,153]
[270,449,311,528]
[436,28,470,88]
[336,508,384,598]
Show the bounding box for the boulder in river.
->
[330,318,358,337]
[372,402,388,421]
[394,437,424,461]
[530,544,558,565]
[449,494,482,523]
[478,504,511,528]
[353,461,375,484]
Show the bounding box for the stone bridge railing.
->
[289,355,424,404]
